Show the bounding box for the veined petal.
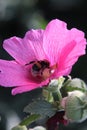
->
[3,29,46,65]
[0,59,34,87]
[12,78,49,95]
[25,29,44,41]
[3,36,36,65]
[55,39,86,77]
[24,29,47,60]
[12,84,39,95]
[43,19,86,67]
[43,19,67,65]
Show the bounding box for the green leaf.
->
[20,114,40,126]
[12,125,27,130]
[24,100,57,118]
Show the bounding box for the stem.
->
[57,89,63,101]
[20,114,40,127]
[52,89,62,102]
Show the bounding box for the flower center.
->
[29,60,57,80]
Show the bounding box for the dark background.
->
[0,0,87,130]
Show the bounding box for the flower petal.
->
[3,36,35,65]
[24,29,47,60]
[0,59,33,87]
[55,39,86,77]
[3,29,46,65]
[12,84,39,95]
[12,77,49,95]
[43,19,86,66]
[43,19,67,65]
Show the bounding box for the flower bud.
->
[43,77,65,102]
[29,126,46,130]
[61,90,87,122]
[63,78,87,93]
[48,77,65,92]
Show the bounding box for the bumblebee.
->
[32,60,50,71]
[26,60,57,80]
[25,60,50,79]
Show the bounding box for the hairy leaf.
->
[24,100,57,118]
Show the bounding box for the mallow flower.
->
[0,19,86,95]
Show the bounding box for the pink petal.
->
[12,78,49,95]
[24,29,47,60]
[69,28,85,43]
[55,39,86,77]
[0,59,49,94]
[0,59,34,87]
[43,19,67,65]
[11,84,39,95]
[3,29,46,65]
[3,36,35,65]
[43,19,86,67]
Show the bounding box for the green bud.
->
[62,78,87,95]
[67,78,86,89]
[29,126,46,130]
[62,90,87,122]
[43,77,65,102]
[12,125,27,130]
[48,77,65,92]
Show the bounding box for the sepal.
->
[61,90,87,122]
[61,78,87,96]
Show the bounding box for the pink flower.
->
[0,19,86,95]
[46,111,68,130]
